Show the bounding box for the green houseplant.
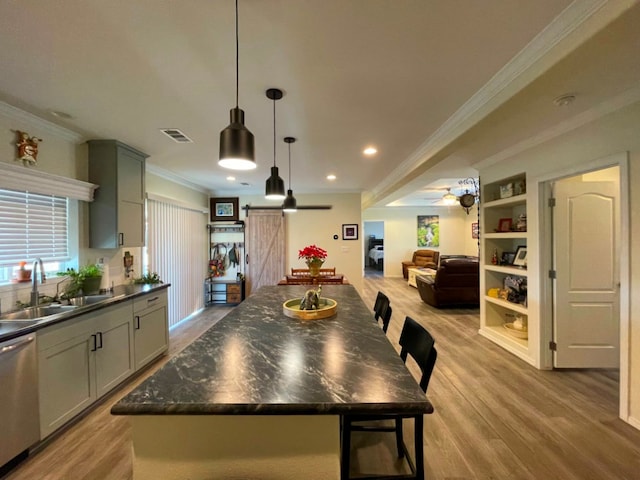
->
[57,264,104,297]
[133,271,162,285]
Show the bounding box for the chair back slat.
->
[399,316,437,393]
[373,291,390,320]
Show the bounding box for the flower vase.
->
[306,259,324,277]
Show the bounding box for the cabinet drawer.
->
[226,293,242,303]
[134,290,167,314]
[226,284,241,294]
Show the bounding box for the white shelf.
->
[478,326,533,365]
[484,232,527,239]
[484,295,528,315]
[483,194,527,208]
[484,265,528,276]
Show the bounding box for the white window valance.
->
[0,161,97,201]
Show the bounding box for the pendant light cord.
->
[235,0,239,108]
[288,142,292,187]
[272,97,276,168]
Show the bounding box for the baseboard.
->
[626,415,640,431]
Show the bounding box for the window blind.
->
[0,188,68,266]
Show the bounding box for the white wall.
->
[479,99,640,428]
[363,204,479,277]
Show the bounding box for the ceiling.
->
[0,1,638,209]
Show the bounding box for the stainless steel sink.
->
[0,304,78,321]
[68,294,116,306]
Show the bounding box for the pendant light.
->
[282,137,297,212]
[264,88,285,200]
[218,0,256,170]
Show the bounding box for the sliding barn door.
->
[245,210,286,296]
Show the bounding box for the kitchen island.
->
[111,284,433,479]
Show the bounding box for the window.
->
[0,188,69,283]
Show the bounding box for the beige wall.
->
[363,204,479,277]
[146,172,209,208]
[235,193,363,294]
[479,99,640,428]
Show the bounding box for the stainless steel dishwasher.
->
[0,333,40,469]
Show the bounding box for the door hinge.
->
[549,341,557,351]
[548,197,556,207]
[549,270,556,279]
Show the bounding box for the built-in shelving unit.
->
[479,173,533,363]
[204,222,246,306]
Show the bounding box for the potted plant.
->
[57,264,103,297]
[133,271,162,285]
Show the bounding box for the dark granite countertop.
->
[0,283,170,342]
[111,284,433,416]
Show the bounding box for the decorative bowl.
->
[503,322,528,339]
[283,298,337,320]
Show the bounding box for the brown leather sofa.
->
[401,250,440,279]
[416,257,479,308]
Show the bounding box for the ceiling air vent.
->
[160,128,193,143]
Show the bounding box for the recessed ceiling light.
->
[226,176,236,181]
[49,110,73,119]
[327,174,337,181]
[553,94,576,107]
[363,146,377,155]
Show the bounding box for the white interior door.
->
[245,210,286,296]
[553,179,619,368]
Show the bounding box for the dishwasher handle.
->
[0,335,35,356]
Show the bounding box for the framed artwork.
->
[210,197,239,222]
[472,222,479,239]
[513,246,528,267]
[497,218,512,232]
[417,215,440,247]
[501,251,516,265]
[342,224,358,240]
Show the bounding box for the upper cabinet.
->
[88,140,148,248]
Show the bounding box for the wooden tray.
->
[283,298,337,320]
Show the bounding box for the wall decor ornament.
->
[417,215,439,247]
[210,197,239,222]
[342,224,358,240]
[15,130,42,166]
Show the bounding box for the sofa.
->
[401,250,440,279]
[416,257,479,308]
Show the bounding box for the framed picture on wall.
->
[472,222,479,239]
[342,224,359,240]
[210,197,239,222]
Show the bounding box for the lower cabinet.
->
[133,290,169,370]
[37,290,168,440]
[38,302,134,438]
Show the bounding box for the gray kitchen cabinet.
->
[88,139,148,248]
[133,289,169,370]
[38,301,134,438]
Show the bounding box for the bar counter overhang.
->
[112,285,433,479]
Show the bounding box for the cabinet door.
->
[118,200,145,247]
[134,304,169,370]
[117,147,145,204]
[39,332,95,438]
[94,303,135,398]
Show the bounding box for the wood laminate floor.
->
[4,276,640,480]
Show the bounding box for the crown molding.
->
[367,0,631,206]
[473,84,640,170]
[0,101,84,143]
[146,163,212,194]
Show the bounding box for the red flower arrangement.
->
[298,244,327,263]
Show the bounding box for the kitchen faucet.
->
[30,258,47,306]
